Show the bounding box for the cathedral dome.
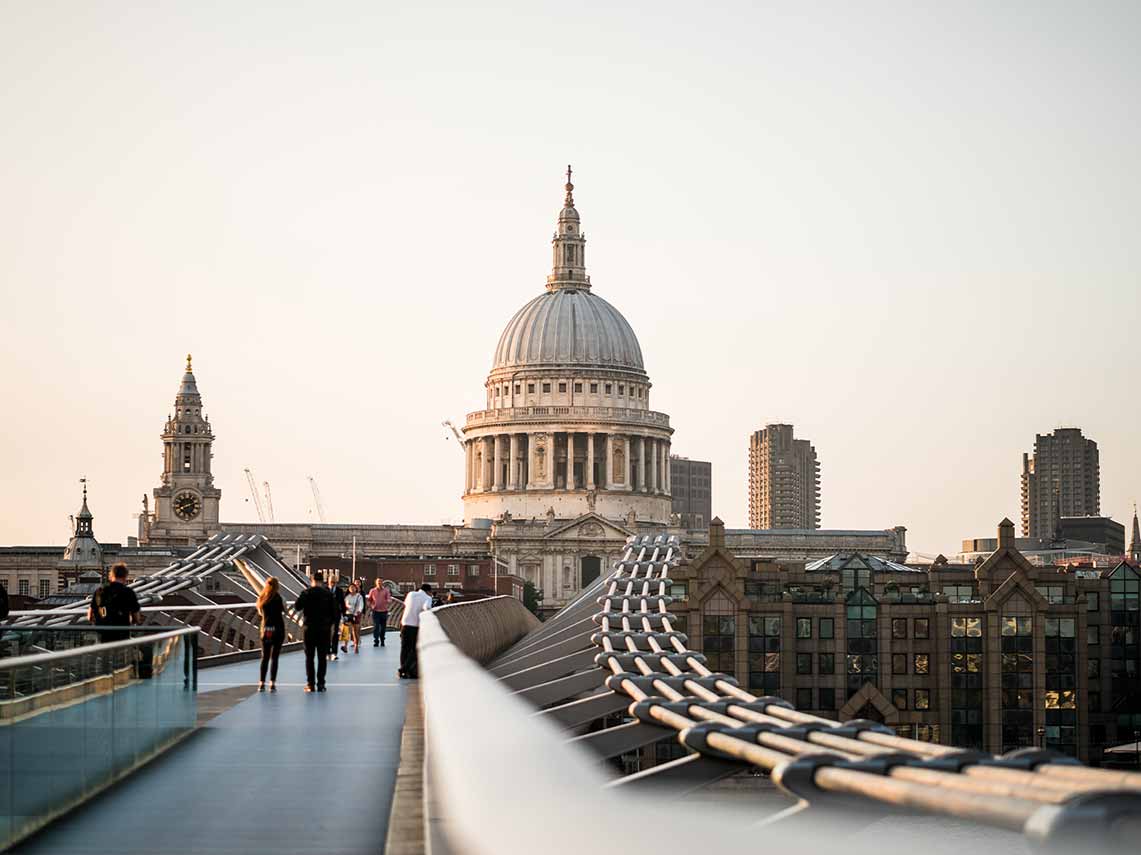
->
[493,288,644,372]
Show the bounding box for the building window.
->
[943,584,975,603]
[841,565,872,592]
[950,616,984,750]
[892,653,907,675]
[819,687,836,710]
[1044,617,1077,756]
[748,614,781,693]
[914,618,929,639]
[796,653,812,674]
[796,618,812,639]
[18,579,29,597]
[558,382,567,393]
[796,688,813,709]
[590,383,598,393]
[913,653,929,674]
[1088,625,1099,645]
[1089,691,1101,713]
[528,383,535,394]
[468,564,480,576]
[542,383,551,393]
[668,582,688,602]
[574,382,582,393]
[494,386,500,397]
[618,385,625,395]
[819,617,834,639]
[702,589,736,675]
[1001,615,1035,752]
[1086,592,1099,611]
[38,579,51,598]
[819,653,835,674]
[1088,658,1100,678]
[425,564,436,576]
[845,589,878,699]
[447,564,459,576]
[892,688,907,710]
[892,618,907,639]
[1036,584,1066,605]
[915,689,931,710]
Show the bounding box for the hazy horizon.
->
[2,1,1139,556]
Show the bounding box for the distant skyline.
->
[1,2,1139,555]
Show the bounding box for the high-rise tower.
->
[142,355,222,546]
[1020,428,1100,540]
[747,424,821,529]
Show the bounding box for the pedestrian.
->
[256,576,286,692]
[398,582,434,680]
[367,578,392,647]
[87,562,142,642]
[327,575,346,659]
[294,571,336,693]
[345,583,364,654]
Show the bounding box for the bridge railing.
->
[0,626,199,849]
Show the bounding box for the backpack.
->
[94,584,132,626]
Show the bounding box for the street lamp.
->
[1036,725,1047,749]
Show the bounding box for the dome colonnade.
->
[462,169,673,525]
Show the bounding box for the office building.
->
[748,424,820,529]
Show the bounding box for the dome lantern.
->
[547,165,590,292]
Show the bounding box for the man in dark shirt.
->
[87,562,142,643]
[294,571,336,692]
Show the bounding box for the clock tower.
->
[141,355,222,546]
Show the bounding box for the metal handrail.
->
[0,626,199,670]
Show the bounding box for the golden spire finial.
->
[186,353,193,372]
[564,164,574,206]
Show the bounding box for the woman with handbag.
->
[345,582,365,654]
[257,576,286,692]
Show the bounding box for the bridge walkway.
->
[15,643,409,855]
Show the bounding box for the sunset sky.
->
[2,1,1138,555]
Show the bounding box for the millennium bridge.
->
[2,534,1139,854]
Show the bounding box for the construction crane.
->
[442,419,466,452]
[262,481,275,523]
[244,468,267,522]
[308,475,327,523]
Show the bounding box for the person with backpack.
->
[398,583,434,680]
[256,576,286,692]
[87,562,142,642]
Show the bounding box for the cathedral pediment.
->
[544,513,632,542]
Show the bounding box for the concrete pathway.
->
[17,641,409,855]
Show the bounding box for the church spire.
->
[1130,503,1140,562]
[547,165,590,292]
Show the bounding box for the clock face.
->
[173,492,202,521]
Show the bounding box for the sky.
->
[1,1,1138,556]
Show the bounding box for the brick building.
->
[668,518,1141,764]
[1021,427,1100,540]
[747,424,820,530]
[308,555,523,601]
[669,455,712,530]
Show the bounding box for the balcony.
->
[465,406,671,429]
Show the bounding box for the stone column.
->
[464,442,473,493]
[604,434,613,489]
[650,438,659,493]
[508,434,520,490]
[493,435,504,491]
[664,442,671,494]
[566,432,575,490]
[586,433,595,490]
[482,436,494,491]
[638,436,646,492]
[626,436,635,490]
[525,433,535,489]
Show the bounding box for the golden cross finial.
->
[564,164,574,205]
[186,353,193,372]
[80,476,87,501]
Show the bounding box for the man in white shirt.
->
[398,583,434,679]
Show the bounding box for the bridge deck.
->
[16,643,409,854]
